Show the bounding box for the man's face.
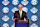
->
[18,5,23,11]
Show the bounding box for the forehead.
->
[18,5,22,7]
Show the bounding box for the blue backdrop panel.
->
[0,0,40,27]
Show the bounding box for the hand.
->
[13,19,15,22]
[29,21,31,24]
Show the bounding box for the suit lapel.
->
[18,11,20,18]
[22,11,23,18]
[18,11,23,18]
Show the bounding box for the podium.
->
[15,20,29,27]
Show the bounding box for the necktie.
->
[20,11,22,18]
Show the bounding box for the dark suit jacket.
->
[14,11,27,20]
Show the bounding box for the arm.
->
[13,11,19,22]
[13,12,17,22]
[24,12,31,24]
[24,12,28,19]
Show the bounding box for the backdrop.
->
[0,0,40,27]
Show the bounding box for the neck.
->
[19,10,22,11]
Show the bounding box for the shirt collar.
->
[19,10,22,12]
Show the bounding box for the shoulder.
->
[15,11,19,13]
[23,11,26,13]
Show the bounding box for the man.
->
[13,4,31,23]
